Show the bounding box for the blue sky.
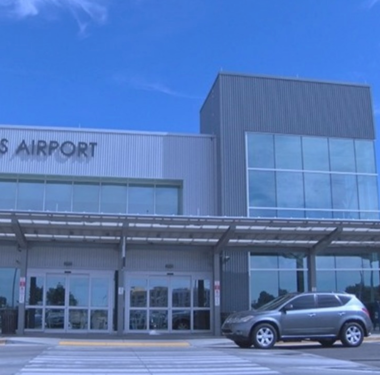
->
[0,0,380,137]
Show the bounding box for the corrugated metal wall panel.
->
[219,73,375,139]
[0,127,217,216]
[125,246,213,273]
[28,244,119,270]
[200,78,222,215]
[221,250,249,314]
[0,243,19,267]
[200,72,377,217]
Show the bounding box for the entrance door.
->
[45,274,89,331]
[127,275,211,332]
[25,272,112,332]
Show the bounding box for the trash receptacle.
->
[1,309,18,334]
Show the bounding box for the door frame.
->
[25,269,114,333]
[125,272,212,333]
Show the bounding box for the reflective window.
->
[156,186,179,215]
[316,253,380,321]
[304,173,332,209]
[193,280,210,308]
[46,276,65,306]
[0,180,16,209]
[290,295,315,310]
[45,182,72,212]
[25,308,43,329]
[302,137,329,171]
[331,174,358,213]
[129,185,154,214]
[172,278,190,308]
[91,278,109,308]
[278,254,307,269]
[276,171,303,208]
[329,138,355,172]
[358,175,379,218]
[250,255,278,269]
[249,208,277,218]
[17,181,44,210]
[130,279,147,308]
[129,310,147,330]
[100,184,127,214]
[355,140,376,173]
[69,309,88,330]
[149,279,168,308]
[0,268,19,308]
[247,133,275,168]
[73,183,99,212]
[193,310,210,330]
[317,294,341,308]
[27,276,44,306]
[249,170,276,207]
[250,254,307,308]
[275,135,302,170]
[91,310,108,330]
[69,277,89,307]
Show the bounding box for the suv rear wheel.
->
[252,323,277,349]
[340,322,364,347]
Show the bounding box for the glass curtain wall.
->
[246,133,379,220]
[316,252,380,325]
[0,178,181,216]
[0,268,20,332]
[249,253,308,308]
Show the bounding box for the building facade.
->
[1,72,380,335]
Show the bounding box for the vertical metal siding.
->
[0,128,217,216]
[0,243,19,267]
[200,78,223,215]
[28,244,119,270]
[221,250,249,314]
[200,72,376,217]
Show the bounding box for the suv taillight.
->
[362,307,370,317]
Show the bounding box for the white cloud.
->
[115,75,202,100]
[0,0,108,32]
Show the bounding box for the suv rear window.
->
[337,295,351,305]
[317,294,341,308]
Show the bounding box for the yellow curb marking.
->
[59,341,190,347]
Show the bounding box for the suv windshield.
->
[256,293,297,311]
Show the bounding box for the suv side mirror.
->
[282,304,293,312]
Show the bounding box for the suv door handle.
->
[309,313,316,317]
[339,312,345,316]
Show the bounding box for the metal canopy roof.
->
[1,210,380,252]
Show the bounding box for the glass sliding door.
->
[25,271,113,332]
[126,274,211,332]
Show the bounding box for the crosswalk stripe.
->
[17,347,279,375]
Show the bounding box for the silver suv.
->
[221,292,373,349]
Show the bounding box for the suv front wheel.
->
[340,322,364,347]
[252,323,277,349]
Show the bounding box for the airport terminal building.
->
[1,72,380,335]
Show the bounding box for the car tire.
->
[252,323,277,349]
[234,341,252,348]
[318,339,336,347]
[340,322,364,347]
